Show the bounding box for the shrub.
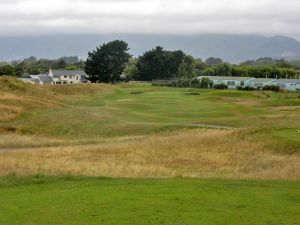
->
[262,85,280,92]
[213,84,228,89]
[152,78,213,89]
[176,79,190,88]
[237,86,255,91]
[190,79,201,88]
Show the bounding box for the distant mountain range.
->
[1,34,300,63]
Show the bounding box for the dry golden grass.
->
[0,78,113,124]
[0,129,299,180]
[0,104,22,121]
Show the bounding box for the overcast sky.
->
[0,0,299,40]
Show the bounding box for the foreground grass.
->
[0,175,299,225]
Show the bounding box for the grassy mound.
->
[0,76,53,97]
[0,77,63,124]
[46,83,112,96]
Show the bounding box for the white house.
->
[198,76,255,89]
[19,69,89,85]
[49,69,89,84]
[273,79,300,91]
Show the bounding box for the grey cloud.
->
[0,0,299,40]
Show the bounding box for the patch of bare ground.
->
[235,100,262,107]
[273,106,300,111]
[0,129,299,180]
[258,114,300,120]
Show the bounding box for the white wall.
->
[54,75,82,84]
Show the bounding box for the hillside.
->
[1,34,300,62]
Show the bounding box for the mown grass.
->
[1,78,300,138]
[2,84,299,137]
[0,175,299,225]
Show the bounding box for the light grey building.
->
[248,78,277,88]
[197,76,255,89]
[273,79,300,91]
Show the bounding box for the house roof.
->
[275,79,300,84]
[38,75,53,82]
[52,70,87,77]
[198,76,255,81]
[251,78,277,82]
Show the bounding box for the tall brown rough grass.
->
[0,129,299,180]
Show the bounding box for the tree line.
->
[85,41,299,83]
[1,40,299,82]
[0,56,84,77]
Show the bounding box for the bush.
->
[237,86,255,91]
[190,79,201,88]
[262,85,280,92]
[213,84,228,89]
[176,79,190,88]
[152,78,213,89]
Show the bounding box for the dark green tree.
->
[55,59,67,69]
[85,40,131,83]
[0,64,14,76]
[136,47,184,81]
[177,55,195,79]
[27,67,40,75]
[194,59,208,70]
[14,62,26,77]
[123,58,139,81]
[214,63,232,76]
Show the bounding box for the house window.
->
[241,81,244,86]
[227,81,235,86]
[76,76,79,80]
[255,83,263,87]
[64,75,67,78]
